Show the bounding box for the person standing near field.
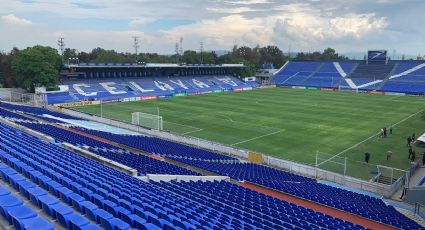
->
[408,146,413,160]
[386,150,392,161]
[389,125,393,135]
[411,150,416,162]
[422,152,425,166]
[365,152,370,164]
[407,136,412,146]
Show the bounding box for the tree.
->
[91,48,125,63]
[259,45,285,68]
[181,50,199,64]
[63,48,78,62]
[0,47,20,87]
[12,45,61,92]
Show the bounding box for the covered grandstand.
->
[41,63,259,105]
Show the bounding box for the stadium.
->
[1,1,425,230]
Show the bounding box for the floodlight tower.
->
[200,41,204,64]
[179,37,183,55]
[57,37,65,63]
[133,36,140,63]
[175,42,179,63]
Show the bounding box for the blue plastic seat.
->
[0,185,11,196]
[79,224,103,230]
[8,205,37,230]
[81,201,98,221]
[37,194,60,216]
[27,187,48,206]
[68,213,90,229]
[21,216,54,230]
[17,180,36,198]
[9,173,27,190]
[142,223,162,230]
[94,209,113,225]
[0,195,24,223]
[69,193,85,211]
[51,203,73,226]
[57,187,73,204]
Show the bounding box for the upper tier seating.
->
[0,122,375,229]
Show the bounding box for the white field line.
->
[318,107,425,167]
[97,106,202,133]
[389,95,404,101]
[165,120,203,132]
[230,129,285,146]
[182,129,204,135]
[215,114,234,122]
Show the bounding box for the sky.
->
[0,0,424,56]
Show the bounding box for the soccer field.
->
[74,88,425,180]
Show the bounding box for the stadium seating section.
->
[46,75,259,104]
[0,102,423,229]
[0,122,370,230]
[272,60,425,94]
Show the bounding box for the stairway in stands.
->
[350,63,396,80]
[375,63,400,91]
[299,62,325,85]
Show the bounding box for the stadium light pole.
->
[100,95,103,119]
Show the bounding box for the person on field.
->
[380,128,384,138]
[422,152,425,166]
[389,125,393,134]
[408,146,413,160]
[383,127,387,137]
[407,136,412,146]
[411,151,416,162]
[386,150,392,161]
[365,152,370,164]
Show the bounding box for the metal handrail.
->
[414,202,425,216]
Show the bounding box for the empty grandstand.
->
[42,63,259,105]
[272,60,425,94]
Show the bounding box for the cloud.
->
[0,0,423,55]
[1,14,33,26]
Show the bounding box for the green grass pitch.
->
[74,88,425,180]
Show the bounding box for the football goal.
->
[131,112,163,130]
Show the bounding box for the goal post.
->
[315,151,347,178]
[131,112,163,130]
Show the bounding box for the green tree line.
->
[0,45,347,91]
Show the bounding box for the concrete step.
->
[396,207,425,227]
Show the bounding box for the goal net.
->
[131,112,163,130]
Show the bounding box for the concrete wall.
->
[147,174,230,183]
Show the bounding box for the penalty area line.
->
[230,129,285,146]
[182,128,204,135]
